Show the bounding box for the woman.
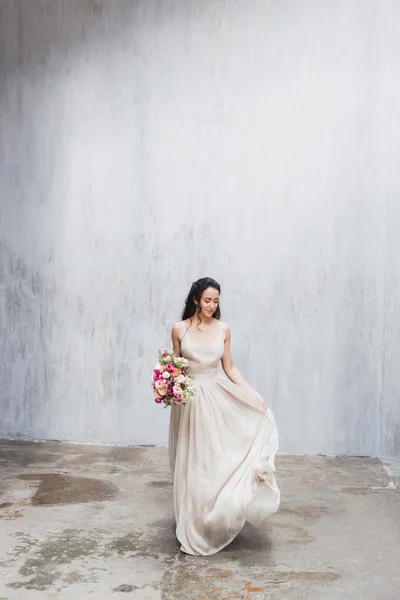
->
[169,277,280,556]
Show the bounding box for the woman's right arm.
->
[171,324,182,357]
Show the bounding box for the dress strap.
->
[181,320,189,342]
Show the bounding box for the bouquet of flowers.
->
[152,349,195,407]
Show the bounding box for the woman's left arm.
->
[221,325,267,409]
[221,326,254,390]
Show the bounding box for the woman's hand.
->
[254,391,267,411]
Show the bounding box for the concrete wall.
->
[0,0,399,458]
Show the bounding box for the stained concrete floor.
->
[0,441,399,600]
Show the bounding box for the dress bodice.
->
[181,323,225,376]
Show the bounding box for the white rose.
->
[162,371,170,379]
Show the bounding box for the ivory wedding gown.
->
[169,322,280,556]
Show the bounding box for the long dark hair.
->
[181,277,221,322]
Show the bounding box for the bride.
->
[169,277,280,556]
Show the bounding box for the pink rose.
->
[154,381,168,396]
[172,367,181,377]
[173,384,182,396]
[166,363,174,372]
[154,396,163,404]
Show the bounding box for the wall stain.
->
[80,0,106,18]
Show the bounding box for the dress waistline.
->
[192,370,219,381]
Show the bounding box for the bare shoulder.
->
[172,321,185,340]
[220,321,231,340]
[172,321,183,333]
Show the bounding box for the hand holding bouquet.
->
[152,349,195,407]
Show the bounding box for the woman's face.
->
[197,287,220,317]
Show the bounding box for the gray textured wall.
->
[0,0,399,458]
